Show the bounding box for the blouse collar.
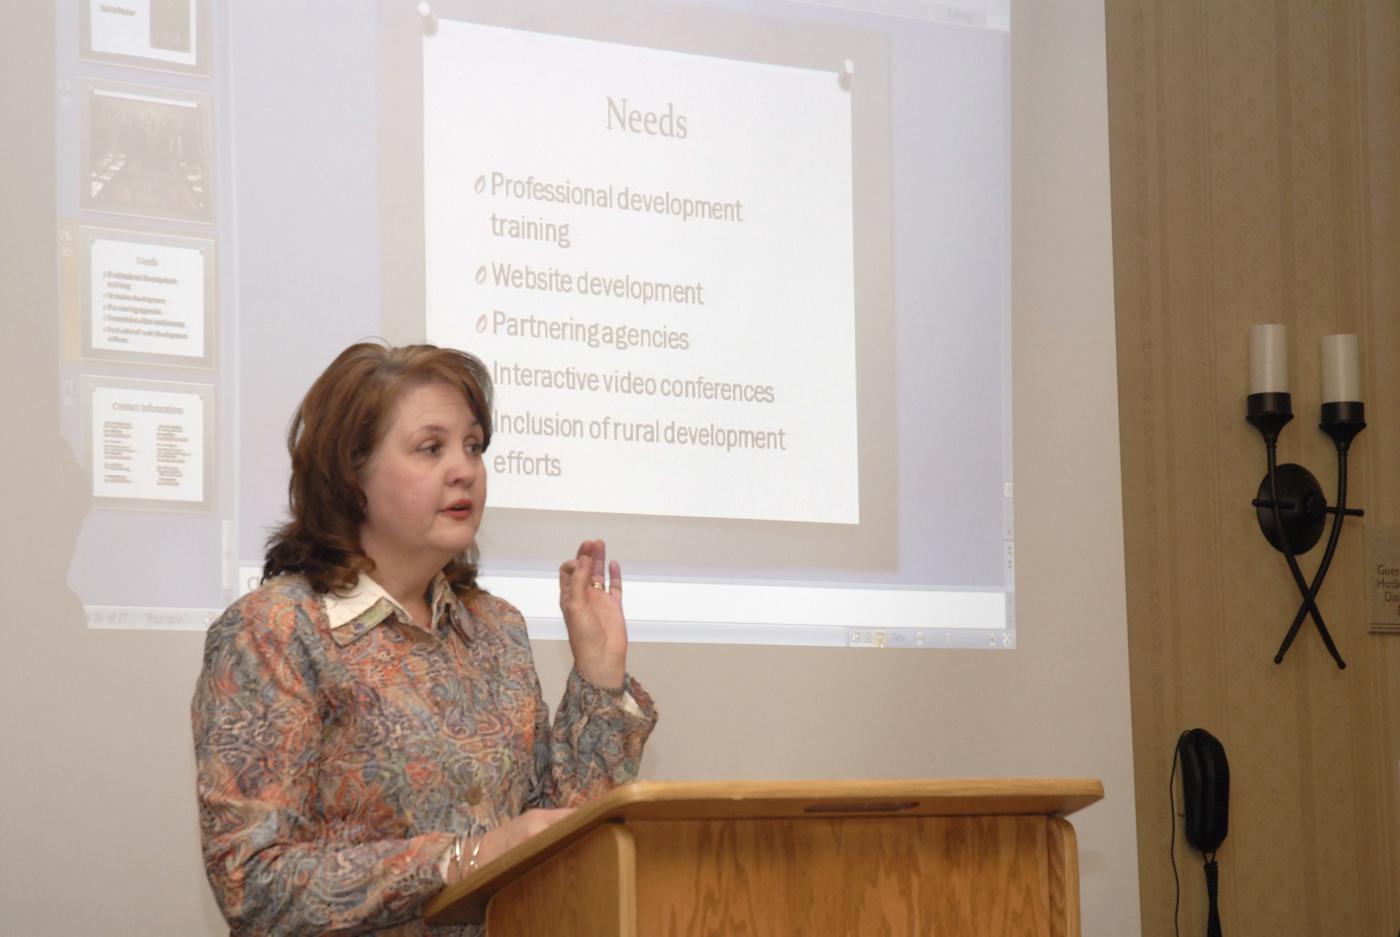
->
[322,572,462,644]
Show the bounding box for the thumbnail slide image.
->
[78,226,216,367]
[81,0,208,74]
[81,82,213,223]
[82,376,214,512]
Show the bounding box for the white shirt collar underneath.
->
[323,571,455,632]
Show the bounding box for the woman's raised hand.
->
[558,539,627,690]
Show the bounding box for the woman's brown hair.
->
[263,342,493,598]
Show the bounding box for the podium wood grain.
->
[631,815,1054,937]
[485,823,636,937]
[1046,817,1079,937]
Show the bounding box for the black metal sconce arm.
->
[1245,394,1365,669]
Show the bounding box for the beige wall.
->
[1106,0,1400,934]
[1,2,1144,935]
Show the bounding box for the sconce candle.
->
[1319,334,1360,403]
[1249,323,1288,394]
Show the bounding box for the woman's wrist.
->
[575,660,626,694]
[441,831,484,886]
[592,673,627,696]
[576,656,625,686]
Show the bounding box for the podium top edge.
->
[595,777,1105,817]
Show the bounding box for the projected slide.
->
[80,227,215,365]
[82,82,213,223]
[56,0,1014,646]
[425,23,858,524]
[83,377,213,510]
[81,0,209,74]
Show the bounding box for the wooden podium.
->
[424,778,1103,936]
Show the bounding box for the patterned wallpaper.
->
[1105,1,1400,934]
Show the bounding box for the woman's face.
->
[358,380,486,581]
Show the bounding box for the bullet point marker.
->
[475,314,488,333]
[474,175,486,194]
[475,265,487,284]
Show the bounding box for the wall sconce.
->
[1245,325,1365,669]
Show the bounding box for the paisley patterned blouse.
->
[191,573,658,936]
